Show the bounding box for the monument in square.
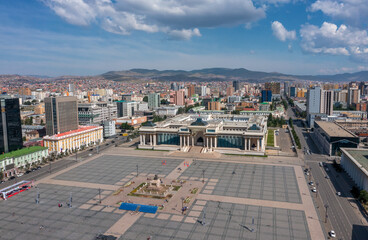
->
[134,175,175,198]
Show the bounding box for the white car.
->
[337,192,341,196]
[17,173,24,177]
[311,187,317,193]
[309,181,314,186]
[329,230,336,238]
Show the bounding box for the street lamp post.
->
[136,164,139,177]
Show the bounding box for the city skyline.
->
[1,0,368,76]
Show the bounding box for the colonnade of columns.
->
[140,133,157,146]
[244,137,264,152]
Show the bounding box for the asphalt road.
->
[0,136,129,189]
[287,107,368,240]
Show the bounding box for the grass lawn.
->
[267,129,275,147]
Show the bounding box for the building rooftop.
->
[315,121,356,138]
[44,126,102,140]
[342,148,368,174]
[0,146,48,161]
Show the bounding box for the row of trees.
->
[351,186,368,204]
[289,118,301,149]
[267,114,286,127]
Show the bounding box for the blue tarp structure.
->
[119,202,158,214]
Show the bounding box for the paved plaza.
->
[53,155,183,185]
[0,184,122,240]
[180,161,301,203]
[121,200,310,240]
[0,151,324,240]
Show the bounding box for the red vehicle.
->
[0,181,32,200]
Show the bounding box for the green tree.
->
[359,190,368,204]
[177,107,185,114]
[23,101,32,105]
[143,96,148,102]
[40,119,45,125]
[161,99,169,105]
[120,122,133,130]
[231,110,240,115]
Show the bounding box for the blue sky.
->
[0,0,368,76]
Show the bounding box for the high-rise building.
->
[188,85,196,98]
[265,82,281,94]
[45,96,78,136]
[261,90,272,102]
[117,101,138,117]
[284,82,289,96]
[78,102,117,125]
[170,82,179,91]
[306,86,321,114]
[233,80,240,92]
[289,87,296,97]
[0,98,23,153]
[226,86,234,97]
[320,90,333,116]
[348,88,360,106]
[172,90,185,106]
[148,93,160,110]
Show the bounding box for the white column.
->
[192,136,194,146]
[215,137,217,148]
[257,138,260,151]
[153,134,156,146]
[210,137,213,149]
[140,135,143,145]
[187,136,190,147]
[180,135,182,148]
[150,134,153,146]
[248,138,251,150]
[206,137,209,148]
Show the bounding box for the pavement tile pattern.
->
[179,161,301,203]
[0,184,122,240]
[120,200,310,240]
[53,155,183,185]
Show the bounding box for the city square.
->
[0,148,324,240]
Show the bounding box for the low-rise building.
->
[103,121,116,138]
[115,116,147,129]
[43,126,103,154]
[0,146,48,178]
[314,121,359,156]
[139,114,267,155]
[341,148,368,191]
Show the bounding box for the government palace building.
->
[139,114,267,155]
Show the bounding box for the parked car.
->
[17,173,24,177]
[336,192,341,196]
[319,162,323,167]
[309,181,314,186]
[329,230,336,238]
[36,166,41,170]
[325,175,330,179]
[311,187,317,193]
[9,176,16,180]
[25,170,31,174]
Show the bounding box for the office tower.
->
[148,93,160,110]
[261,90,272,102]
[45,96,78,136]
[187,84,196,98]
[116,101,138,117]
[68,84,75,93]
[284,82,289,96]
[348,88,360,106]
[233,80,240,92]
[226,86,234,97]
[289,87,296,97]
[171,83,178,91]
[121,94,132,101]
[265,82,281,94]
[320,90,333,116]
[173,90,185,106]
[0,98,23,153]
[306,86,321,114]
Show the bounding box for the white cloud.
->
[271,21,296,41]
[300,22,368,61]
[43,0,266,39]
[168,28,201,41]
[310,0,368,27]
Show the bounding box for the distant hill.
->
[101,68,368,82]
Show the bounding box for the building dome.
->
[190,118,208,126]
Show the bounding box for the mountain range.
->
[101,68,368,83]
